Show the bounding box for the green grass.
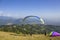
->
[0,31,60,40]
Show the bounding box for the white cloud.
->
[0,11,3,16]
[0,13,20,18]
[0,11,3,13]
[0,11,13,17]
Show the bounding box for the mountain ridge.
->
[0,16,60,26]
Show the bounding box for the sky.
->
[0,0,60,20]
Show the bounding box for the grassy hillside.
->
[0,31,60,40]
[0,25,60,34]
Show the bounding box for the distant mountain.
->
[0,16,41,25]
[0,16,60,26]
[44,19,60,26]
[0,16,18,25]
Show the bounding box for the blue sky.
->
[0,0,60,20]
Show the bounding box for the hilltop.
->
[0,31,60,40]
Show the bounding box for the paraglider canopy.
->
[22,15,45,36]
[23,15,45,24]
[49,31,60,37]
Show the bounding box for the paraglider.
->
[49,31,60,40]
[23,15,45,36]
[49,31,60,37]
[23,15,45,24]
